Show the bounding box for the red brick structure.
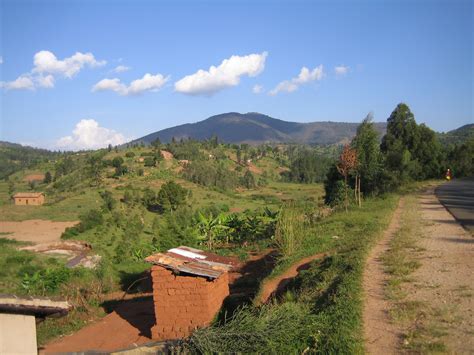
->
[146,246,237,341]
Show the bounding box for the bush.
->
[144,157,156,167]
[157,181,188,211]
[274,203,305,256]
[240,170,256,189]
[79,209,104,231]
[99,190,116,211]
[183,160,239,190]
[21,267,71,295]
[125,152,135,158]
[325,180,350,208]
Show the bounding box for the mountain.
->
[437,124,474,145]
[132,112,387,146]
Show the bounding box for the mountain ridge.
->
[132,112,388,146]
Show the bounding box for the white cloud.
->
[33,50,106,78]
[252,84,264,94]
[269,65,324,95]
[334,65,349,76]
[36,75,55,88]
[174,52,268,95]
[92,78,126,95]
[112,65,130,73]
[1,75,35,90]
[92,73,169,96]
[1,50,106,91]
[56,119,127,150]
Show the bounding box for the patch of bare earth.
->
[258,252,327,304]
[247,162,262,174]
[41,294,155,354]
[363,198,404,354]
[405,188,474,352]
[0,219,78,243]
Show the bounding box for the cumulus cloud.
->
[252,84,264,94]
[36,75,55,88]
[56,119,127,150]
[334,65,349,76]
[92,73,169,96]
[1,75,35,90]
[92,78,126,94]
[112,65,130,73]
[1,50,106,91]
[269,65,324,95]
[33,50,106,78]
[174,52,268,96]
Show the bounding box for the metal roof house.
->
[145,246,237,340]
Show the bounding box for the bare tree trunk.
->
[345,175,349,212]
[358,175,362,207]
[354,175,358,201]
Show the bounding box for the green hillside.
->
[437,124,474,145]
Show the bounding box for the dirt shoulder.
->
[406,188,473,352]
[364,188,474,354]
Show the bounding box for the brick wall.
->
[150,265,229,340]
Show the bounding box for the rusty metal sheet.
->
[145,246,237,279]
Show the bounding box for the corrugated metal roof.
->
[145,246,239,279]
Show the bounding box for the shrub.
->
[21,267,71,295]
[125,152,135,158]
[144,157,156,167]
[79,209,104,231]
[99,190,116,211]
[157,181,188,211]
[241,170,256,189]
[274,203,305,257]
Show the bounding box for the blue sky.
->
[1,0,472,149]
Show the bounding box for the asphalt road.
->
[435,177,474,232]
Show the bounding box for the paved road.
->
[435,177,474,232]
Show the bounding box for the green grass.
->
[185,194,400,353]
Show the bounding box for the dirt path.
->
[363,197,404,354]
[41,295,155,354]
[408,188,474,352]
[258,252,327,304]
[0,219,78,243]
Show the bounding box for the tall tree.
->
[351,113,383,196]
[381,103,442,183]
[337,145,358,211]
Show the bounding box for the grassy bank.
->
[185,193,399,353]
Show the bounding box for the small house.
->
[145,246,238,340]
[13,192,45,206]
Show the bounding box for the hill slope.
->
[437,124,474,145]
[132,112,387,145]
